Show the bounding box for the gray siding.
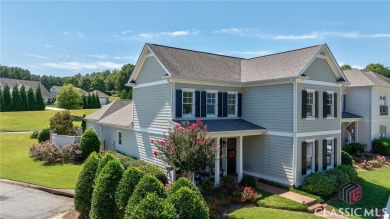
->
[133,83,172,131]
[243,135,293,185]
[137,56,168,84]
[303,58,338,83]
[296,134,341,186]
[370,87,390,149]
[297,84,341,133]
[86,120,101,137]
[243,84,293,132]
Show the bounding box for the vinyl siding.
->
[133,82,172,131]
[297,84,341,133]
[243,135,293,185]
[371,87,390,147]
[86,120,101,137]
[242,83,293,132]
[137,56,168,84]
[303,58,338,83]
[296,134,341,186]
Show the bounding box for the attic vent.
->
[337,78,346,83]
[320,51,326,55]
[129,80,136,84]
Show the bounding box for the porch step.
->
[308,203,324,213]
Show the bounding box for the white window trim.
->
[305,89,316,119]
[206,90,218,117]
[305,140,316,175]
[117,131,122,147]
[380,125,387,138]
[227,92,238,117]
[326,92,335,119]
[182,89,195,118]
[326,138,334,168]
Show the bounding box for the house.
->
[0,78,51,103]
[90,90,110,105]
[86,43,350,187]
[50,86,89,99]
[341,69,390,150]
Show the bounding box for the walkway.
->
[46,106,65,111]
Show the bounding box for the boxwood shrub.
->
[80,128,100,159]
[342,143,365,154]
[96,151,118,177]
[74,152,101,217]
[37,128,50,143]
[301,172,337,196]
[372,138,390,156]
[240,175,256,187]
[168,187,209,219]
[127,193,177,219]
[169,177,201,196]
[90,160,124,219]
[341,150,353,166]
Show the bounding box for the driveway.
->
[0,182,74,219]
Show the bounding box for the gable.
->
[136,56,168,84]
[303,58,338,83]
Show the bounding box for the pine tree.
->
[0,89,3,112]
[35,85,46,110]
[95,94,101,108]
[82,95,87,109]
[127,89,132,100]
[120,89,128,99]
[11,84,22,111]
[91,93,97,108]
[2,83,13,111]
[27,87,36,110]
[87,94,93,109]
[20,85,28,111]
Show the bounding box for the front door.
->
[227,138,236,174]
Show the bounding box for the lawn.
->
[0,109,97,131]
[256,189,308,212]
[0,133,83,188]
[109,96,120,102]
[227,207,321,219]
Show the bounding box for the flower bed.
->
[353,152,390,170]
[29,141,83,164]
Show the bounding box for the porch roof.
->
[173,119,266,132]
[342,111,363,121]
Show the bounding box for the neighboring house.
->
[90,90,109,105]
[87,43,350,187]
[0,78,51,103]
[342,69,390,150]
[50,86,89,99]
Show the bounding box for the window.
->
[306,91,315,117]
[380,95,388,115]
[380,125,386,138]
[326,139,334,167]
[326,93,334,117]
[306,142,314,173]
[206,92,217,116]
[118,131,122,146]
[227,93,237,116]
[182,91,194,116]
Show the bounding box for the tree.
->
[87,94,93,109]
[91,75,106,93]
[0,89,3,112]
[115,64,135,92]
[120,90,128,99]
[11,84,22,111]
[20,85,28,111]
[80,77,92,92]
[364,63,390,77]
[49,110,75,135]
[35,85,46,110]
[2,83,13,111]
[82,95,88,109]
[27,87,36,110]
[152,120,217,181]
[127,89,132,100]
[341,64,352,70]
[56,84,82,109]
[95,94,101,108]
[80,128,100,159]
[81,114,86,133]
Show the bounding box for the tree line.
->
[56,84,101,110]
[341,63,390,77]
[0,83,45,112]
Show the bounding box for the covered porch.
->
[341,111,363,145]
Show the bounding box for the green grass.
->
[227,207,321,219]
[109,96,120,102]
[0,133,83,188]
[0,109,97,131]
[327,167,390,219]
[256,189,308,212]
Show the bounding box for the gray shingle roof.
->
[99,102,133,127]
[342,111,363,119]
[50,86,62,90]
[0,78,51,98]
[173,119,265,132]
[85,100,131,121]
[343,69,390,87]
[50,86,89,95]
[90,90,109,98]
[146,43,325,82]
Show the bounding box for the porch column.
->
[356,121,359,143]
[237,136,243,182]
[215,137,221,187]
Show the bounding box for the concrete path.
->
[0,182,74,219]
[45,107,65,111]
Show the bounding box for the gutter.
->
[290,78,298,187]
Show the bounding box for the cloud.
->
[62,31,86,39]
[40,61,123,71]
[44,44,54,48]
[223,50,270,57]
[338,61,364,70]
[136,30,199,39]
[86,54,134,60]
[121,30,132,35]
[24,53,50,60]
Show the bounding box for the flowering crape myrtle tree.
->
[152,120,217,181]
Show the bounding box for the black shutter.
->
[334,138,337,167]
[343,94,346,111]
[175,90,182,118]
[302,142,307,175]
[222,92,228,117]
[315,91,319,118]
[334,93,338,118]
[217,92,222,117]
[323,140,327,171]
[302,90,307,118]
[195,91,200,117]
[315,140,319,172]
[238,93,242,117]
[323,92,328,118]
[201,91,206,117]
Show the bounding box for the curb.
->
[0,178,74,198]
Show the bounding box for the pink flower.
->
[153,151,159,157]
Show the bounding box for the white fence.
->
[51,133,81,147]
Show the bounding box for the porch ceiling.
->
[342,111,363,122]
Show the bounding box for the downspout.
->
[369,86,373,149]
[290,79,297,187]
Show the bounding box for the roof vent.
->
[301,73,307,77]
[337,78,346,82]
[129,80,136,84]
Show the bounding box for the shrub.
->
[56,84,83,109]
[49,110,75,135]
[80,128,100,159]
[37,128,50,143]
[221,175,236,192]
[115,167,144,219]
[240,175,256,187]
[96,152,118,176]
[125,175,166,217]
[341,151,353,166]
[342,144,353,154]
[326,168,350,188]
[372,139,390,156]
[128,193,178,219]
[81,114,86,133]
[29,141,83,164]
[74,152,101,216]
[336,165,358,182]
[342,143,365,154]
[360,156,388,170]
[301,172,337,196]
[62,143,83,162]
[90,160,124,219]
[241,186,260,203]
[168,187,209,219]
[30,130,39,139]
[169,177,201,196]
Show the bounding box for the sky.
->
[1,1,390,77]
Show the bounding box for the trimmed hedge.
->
[80,128,100,159]
[372,139,390,156]
[342,143,365,154]
[115,167,144,219]
[341,151,353,166]
[128,193,178,219]
[169,177,200,196]
[96,152,118,177]
[240,175,256,187]
[74,152,101,216]
[168,187,209,219]
[90,160,124,219]
[37,128,50,143]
